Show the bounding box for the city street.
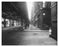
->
[2,25,57,45]
[2,2,57,45]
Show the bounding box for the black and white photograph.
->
[1,1,57,45]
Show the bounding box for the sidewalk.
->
[24,24,48,31]
[2,25,21,30]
